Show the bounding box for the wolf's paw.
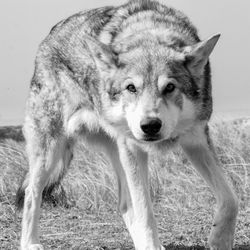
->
[22,244,44,250]
[208,225,234,250]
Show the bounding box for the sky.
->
[0,0,249,125]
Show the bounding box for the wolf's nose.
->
[140,118,162,136]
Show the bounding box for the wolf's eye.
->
[126,84,137,93]
[163,83,176,95]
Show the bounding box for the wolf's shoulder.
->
[48,6,117,38]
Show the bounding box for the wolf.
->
[16,0,238,249]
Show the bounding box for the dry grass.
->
[0,118,249,249]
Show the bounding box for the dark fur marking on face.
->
[182,55,212,120]
[104,78,121,101]
[188,75,200,99]
[181,61,201,100]
[108,88,121,101]
[166,61,195,99]
[146,59,153,76]
[174,92,183,109]
[116,59,127,69]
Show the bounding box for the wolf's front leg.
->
[181,125,238,250]
[117,138,164,250]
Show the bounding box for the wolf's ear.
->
[84,36,118,76]
[184,34,220,75]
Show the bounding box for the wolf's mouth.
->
[142,135,179,144]
[142,135,162,142]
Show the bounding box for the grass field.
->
[0,118,249,249]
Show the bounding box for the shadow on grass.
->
[163,244,250,250]
[97,245,250,250]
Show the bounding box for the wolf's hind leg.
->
[181,126,238,250]
[20,132,73,250]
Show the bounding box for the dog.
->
[16,0,238,249]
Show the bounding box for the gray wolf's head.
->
[86,34,220,142]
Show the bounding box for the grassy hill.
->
[0,119,249,249]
